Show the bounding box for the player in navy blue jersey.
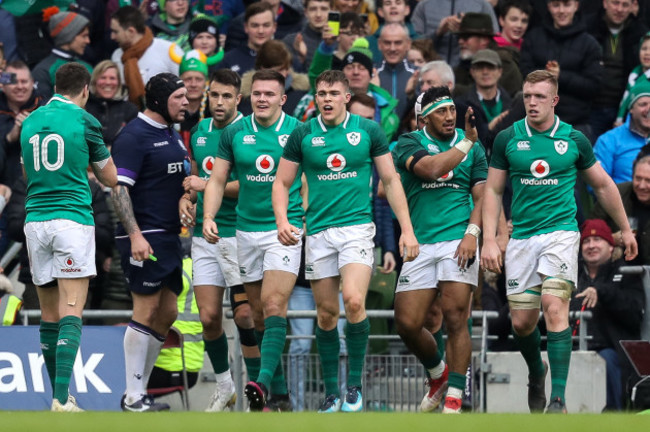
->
[111,73,190,412]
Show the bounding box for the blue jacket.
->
[593,116,648,184]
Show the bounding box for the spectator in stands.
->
[457,49,512,152]
[149,0,192,51]
[0,12,17,64]
[0,61,45,187]
[178,51,210,143]
[594,81,650,184]
[225,0,304,51]
[0,272,21,326]
[110,5,179,110]
[616,32,650,125]
[494,0,531,50]
[333,0,380,34]
[520,0,603,139]
[32,8,92,99]
[239,40,310,116]
[85,60,139,149]
[329,13,367,71]
[593,151,650,265]
[571,219,645,411]
[376,23,416,119]
[454,13,523,99]
[219,2,277,75]
[283,0,329,73]
[587,0,648,141]
[411,0,498,67]
[367,0,419,60]
[406,39,438,69]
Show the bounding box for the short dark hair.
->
[421,85,452,108]
[315,70,350,92]
[55,62,90,97]
[210,69,242,93]
[304,0,330,7]
[112,5,146,34]
[347,93,376,111]
[498,0,532,18]
[255,40,292,70]
[251,69,285,92]
[245,2,274,22]
[5,59,30,72]
[341,12,365,32]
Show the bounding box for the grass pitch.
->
[0,412,649,432]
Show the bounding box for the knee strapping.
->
[237,326,257,347]
[541,277,574,300]
[508,286,542,310]
[229,285,249,310]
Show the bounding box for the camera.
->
[0,72,17,85]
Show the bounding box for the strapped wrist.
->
[455,138,474,155]
[465,223,481,239]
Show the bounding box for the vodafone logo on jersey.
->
[327,153,346,172]
[256,154,275,174]
[437,170,454,182]
[202,156,214,174]
[530,160,550,178]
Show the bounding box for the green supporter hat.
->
[179,50,209,77]
[629,80,650,109]
[344,38,374,75]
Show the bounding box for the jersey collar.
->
[209,112,243,132]
[251,111,286,133]
[138,112,167,129]
[317,112,350,132]
[524,115,560,137]
[422,127,459,147]
[48,94,74,105]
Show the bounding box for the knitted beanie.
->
[189,14,219,47]
[629,79,650,109]
[343,38,374,75]
[48,11,89,47]
[580,219,615,246]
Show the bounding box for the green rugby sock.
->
[40,321,59,392]
[316,325,341,396]
[448,371,467,393]
[547,328,572,401]
[204,332,230,374]
[433,328,445,359]
[244,357,261,382]
[270,361,288,395]
[54,316,82,404]
[512,326,545,378]
[346,318,369,388]
[257,316,287,390]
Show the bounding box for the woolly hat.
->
[344,38,374,75]
[580,219,615,246]
[179,50,209,77]
[628,80,650,109]
[46,9,90,47]
[189,14,219,47]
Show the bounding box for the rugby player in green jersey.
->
[273,70,419,412]
[21,63,117,412]
[203,69,302,411]
[482,70,638,413]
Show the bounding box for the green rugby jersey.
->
[216,112,303,232]
[283,113,389,235]
[21,95,110,225]
[491,116,596,239]
[393,128,488,244]
[190,114,243,238]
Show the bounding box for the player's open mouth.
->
[323,105,333,112]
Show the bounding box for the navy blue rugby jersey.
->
[112,113,190,235]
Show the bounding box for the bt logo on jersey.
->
[168,162,184,174]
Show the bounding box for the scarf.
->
[121,27,154,110]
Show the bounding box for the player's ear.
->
[552,95,559,107]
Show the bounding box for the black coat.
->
[520,14,603,125]
[85,94,139,148]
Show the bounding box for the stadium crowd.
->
[0,0,649,415]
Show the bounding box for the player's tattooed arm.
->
[111,185,141,235]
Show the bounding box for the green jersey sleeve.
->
[366,119,390,157]
[392,132,422,171]
[216,124,236,162]
[283,123,309,163]
[571,129,597,170]
[84,112,110,163]
[490,128,514,170]
[470,143,488,185]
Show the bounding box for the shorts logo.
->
[327,153,346,172]
[560,263,568,273]
[64,257,74,268]
[554,140,568,155]
[61,257,81,273]
[507,279,519,288]
[398,276,410,285]
[239,266,246,275]
[428,144,440,153]
[530,160,550,178]
[283,255,290,264]
[305,264,314,273]
[243,135,256,144]
[197,137,207,146]
[312,136,325,146]
[517,141,530,151]
[202,156,214,174]
[256,154,275,174]
[346,132,361,146]
[437,170,454,182]
[359,249,367,258]
[278,134,289,148]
